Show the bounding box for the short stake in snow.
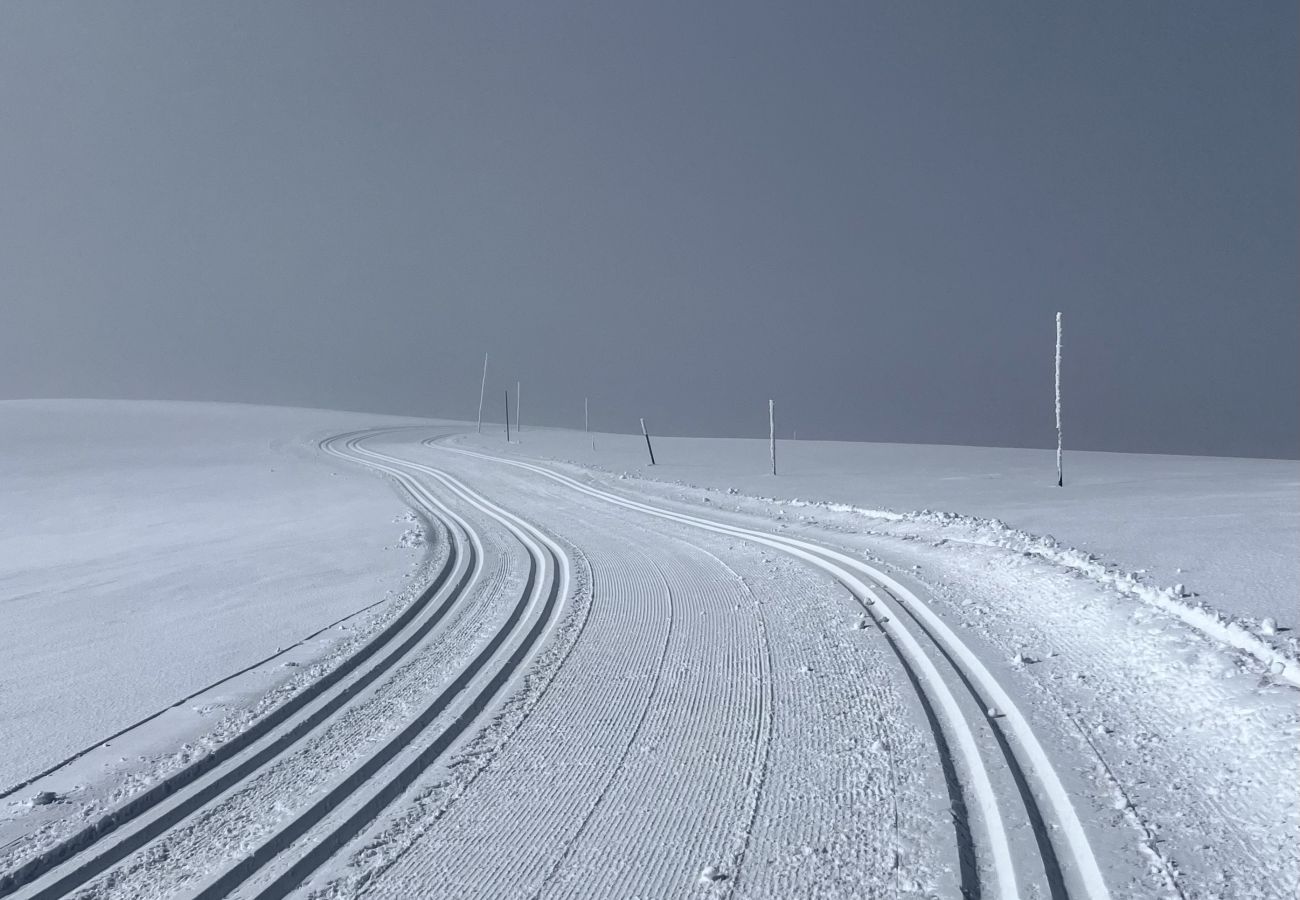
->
[769,398,777,475]
[515,380,522,438]
[640,417,656,466]
[504,389,511,443]
[1055,311,1063,487]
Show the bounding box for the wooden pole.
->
[1055,312,1063,487]
[640,417,656,465]
[476,352,488,434]
[515,380,522,436]
[505,389,511,443]
[769,398,776,475]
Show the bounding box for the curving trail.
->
[3,430,570,900]
[13,422,1264,898]
[428,440,1111,900]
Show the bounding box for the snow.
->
[1,406,1295,899]
[0,400,433,790]
[472,426,1299,629]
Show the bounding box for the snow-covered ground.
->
[483,425,1299,628]
[0,401,432,790]
[1,405,1295,900]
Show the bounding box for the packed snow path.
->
[1,425,1295,899]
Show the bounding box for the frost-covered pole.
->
[515,380,522,436]
[640,417,656,465]
[476,352,488,434]
[1055,312,1063,487]
[769,399,777,475]
[504,389,511,443]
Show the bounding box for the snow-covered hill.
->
[1,402,1295,899]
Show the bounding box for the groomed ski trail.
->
[435,441,1112,900]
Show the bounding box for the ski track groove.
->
[68,512,514,900]
[212,434,571,900]
[7,425,1181,899]
[437,441,1113,900]
[0,445,466,899]
[188,434,573,900]
[865,535,1298,899]
[351,468,767,900]
[292,537,597,900]
[6,430,573,900]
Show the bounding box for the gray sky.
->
[2,2,1295,458]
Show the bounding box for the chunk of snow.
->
[698,865,727,883]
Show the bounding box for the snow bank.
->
[451,426,1299,680]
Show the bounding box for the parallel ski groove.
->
[0,459,466,899]
[204,435,572,900]
[347,497,675,898]
[439,442,1112,900]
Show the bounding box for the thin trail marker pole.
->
[515,380,522,436]
[1055,311,1063,487]
[505,389,511,443]
[476,352,488,434]
[585,397,594,451]
[769,399,777,476]
[640,417,656,466]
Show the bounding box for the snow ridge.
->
[766,496,1300,688]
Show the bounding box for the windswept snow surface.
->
[0,401,434,789]
[1,409,1295,900]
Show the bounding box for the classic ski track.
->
[438,441,1112,900]
[73,476,514,898]
[291,538,597,900]
[211,434,572,900]
[353,468,767,900]
[0,442,467,899]
[7,431,572,900]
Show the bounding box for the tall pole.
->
[640,417,656,466]
[769,399,777,476]
[515,380,522,436]
[476,352,488,434]
[505,389,511,443]
[1055,312,1063,487]
[584,397,589,434]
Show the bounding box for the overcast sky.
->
[1,3,1295,457]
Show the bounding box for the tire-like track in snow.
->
[436,441,1112,900]
[5,431,571,900]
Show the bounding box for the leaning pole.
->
[477,352,488,434]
